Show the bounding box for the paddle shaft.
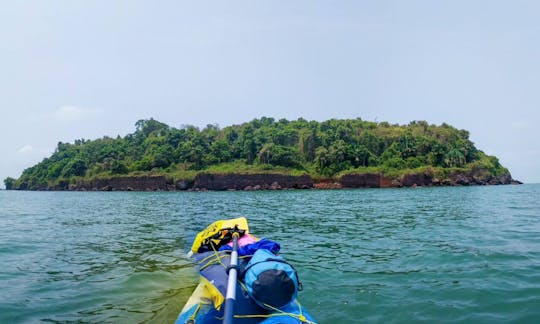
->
[223,232,240,324]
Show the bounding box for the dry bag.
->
[243,249,301,310]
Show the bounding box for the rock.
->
[471,176,486,185]
[313,181,342,189]
[488,178,501,185]
[54,180,69,190]
[442,178,453,186]
[498,174,513,184]
[270,182,281,190]
[454,174,471,186]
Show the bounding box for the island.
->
[4,117,521,191]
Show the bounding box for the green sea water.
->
[1,185,539,323]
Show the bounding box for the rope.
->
[196,251,224,265]
[186,304,201,323]
[211,243,227,269]
[199,253,227,271]
[233,300,316,324]
[197,251,253,271]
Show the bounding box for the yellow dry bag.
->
[190,217,249,253]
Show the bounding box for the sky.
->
[1,1,539,187]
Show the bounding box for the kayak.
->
[176,217,316,324]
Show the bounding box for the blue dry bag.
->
[243,249,301,310]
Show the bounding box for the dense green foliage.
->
[8,117,509,189]
[4,177,15,190]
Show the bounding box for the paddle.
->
[223,226,241,324]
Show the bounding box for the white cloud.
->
[52,105,102,123]
[17,145,51,155]
[17,145,34,154]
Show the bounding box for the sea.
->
[1,184,539,323]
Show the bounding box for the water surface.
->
[1,184,539,323]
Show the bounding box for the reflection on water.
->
[1,185,540,323]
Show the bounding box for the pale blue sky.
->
[1,1,539,187]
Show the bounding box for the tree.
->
[380,143,405,169]
[4,177,15,190]
[444,148,466,167]
[61,159,87,177]
[298,129,317,162]
[315,147,329,174]
[241,125,257,164]
[257,143,275,165]
[110,160,128,174]
[353,145,374,167]
[209,140,233,164]
[271,145,300,168]
[135,118,170,137]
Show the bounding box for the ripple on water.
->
[1,185,540,323]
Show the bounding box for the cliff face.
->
[62,174,313,191]
[17,169,520,192]
[339,173,390,188]
[70,176,173,191]
[338,168,521,188]
[193,173,313,190]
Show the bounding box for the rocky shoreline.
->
[27,169,522,191]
